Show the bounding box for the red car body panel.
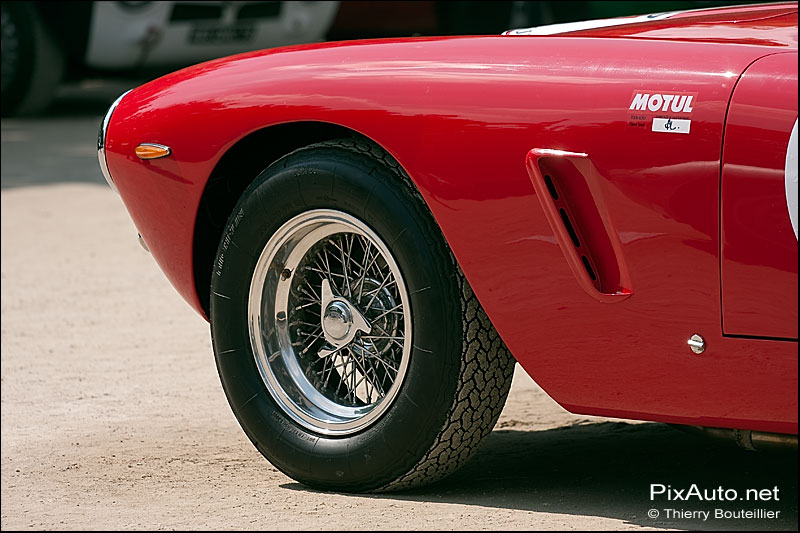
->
[105,3,799,434]
[721,52,798,339]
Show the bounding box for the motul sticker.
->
[630,93,695,113]
[652,117,691,134]
[627,90,698,132]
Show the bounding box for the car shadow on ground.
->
[283,422,798,530]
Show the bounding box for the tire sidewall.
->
[210,146,462,491]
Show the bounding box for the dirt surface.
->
[1,105,797,530]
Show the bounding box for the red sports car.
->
[98,2,798,492]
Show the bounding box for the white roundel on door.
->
[786,118,798,239]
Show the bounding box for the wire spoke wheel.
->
[248,209,412,436]
[211,140,515,491]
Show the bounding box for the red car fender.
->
[105,23,798,433]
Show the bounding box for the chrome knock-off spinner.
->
[318,278,372,357]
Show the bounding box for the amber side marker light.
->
[135,143,172,160]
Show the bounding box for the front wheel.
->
[210,139,515,492]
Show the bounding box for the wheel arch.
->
[193,121,421,317]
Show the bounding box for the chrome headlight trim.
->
[97,89,132,193]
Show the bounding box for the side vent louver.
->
[526,149,632,303]
[558,208,581,249]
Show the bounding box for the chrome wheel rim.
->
[248,209,412,435]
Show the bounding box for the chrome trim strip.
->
[137,233,150,253]
[97,89,132,193]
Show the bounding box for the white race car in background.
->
[0,0,758,117]
[1,1,340,116]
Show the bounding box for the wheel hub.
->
[323,301,352,340]
[318,278,372,354]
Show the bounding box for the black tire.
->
[210,139,515,492]
[1,2,64,117]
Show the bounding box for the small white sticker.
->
[652,118,691,134]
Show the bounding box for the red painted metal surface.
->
[105,4,798,434]
[721,52,798,339]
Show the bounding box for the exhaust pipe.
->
[676,425,797,452]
